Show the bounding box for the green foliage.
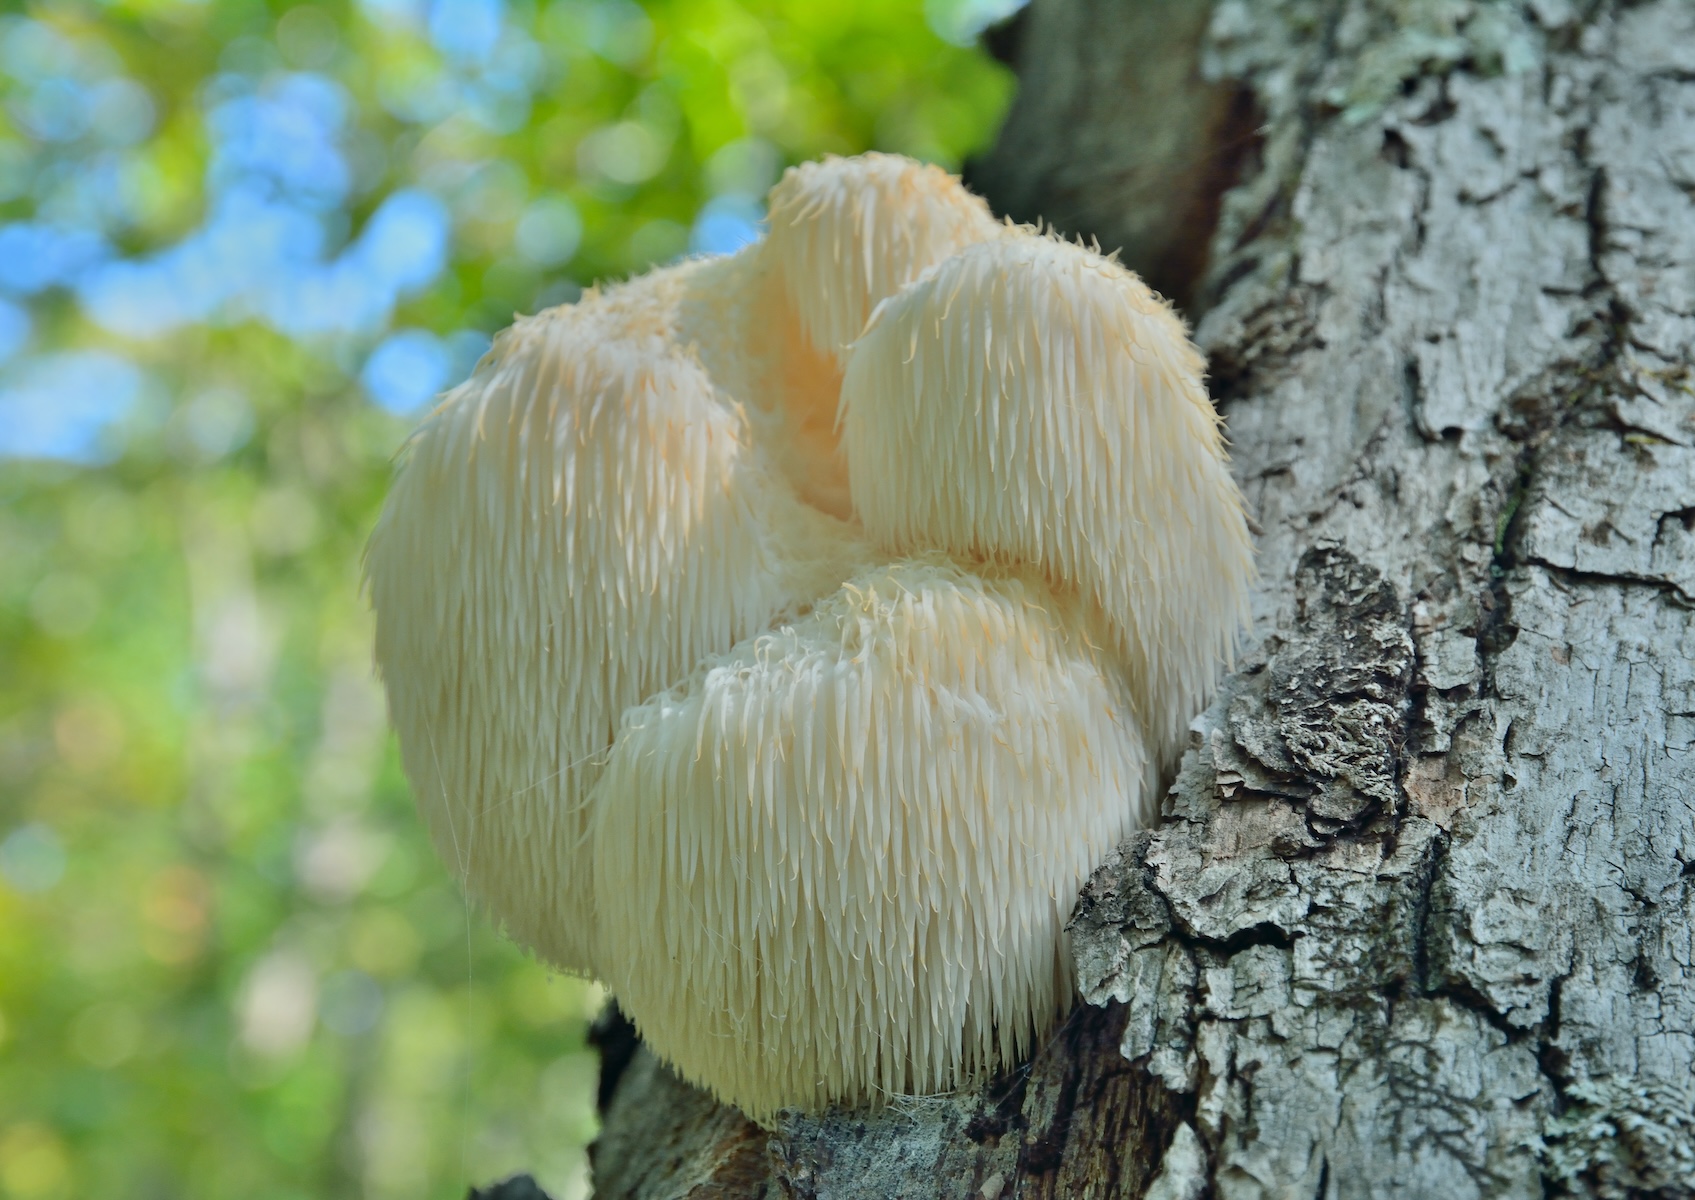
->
[0,0,1011,1194]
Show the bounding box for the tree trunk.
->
[588,1,1695,1195]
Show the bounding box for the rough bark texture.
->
[585,1,1695,1195]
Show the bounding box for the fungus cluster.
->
[366,153,1254,1123]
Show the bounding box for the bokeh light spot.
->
[690,195,763,256]
[362,329,449,414]
[428,0,504,64]
[319,969,384,1036]
[514,195,582,266]
[0,824,67,895]
[87,78,157,146]
[578,121,667,186]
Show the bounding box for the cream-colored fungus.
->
[366,153,1252,1123]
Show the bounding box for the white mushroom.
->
[365,152,1253,1123]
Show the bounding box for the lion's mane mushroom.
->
[366,153,1253,1123]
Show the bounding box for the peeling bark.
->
[587,1,1695,1195]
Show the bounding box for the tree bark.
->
[588,1,1695,1195]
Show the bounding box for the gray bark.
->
[587,1,1695,1195]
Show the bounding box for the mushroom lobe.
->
[593,560,1147,1121]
